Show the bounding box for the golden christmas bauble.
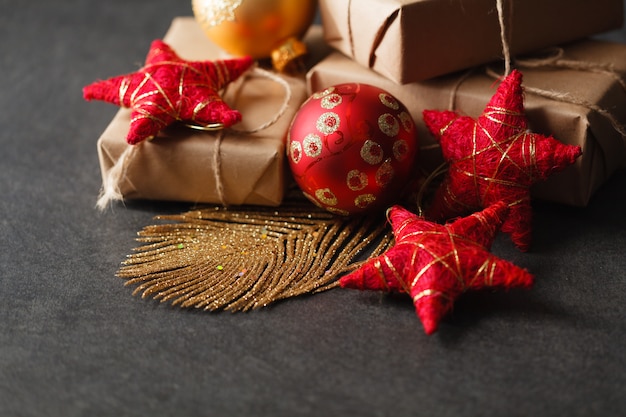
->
[192,0,317,70]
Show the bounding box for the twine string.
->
[212,130,227,206]
[96,143,141,210]
[450,0,626,139]
[230,66,292,134]
[515,47,626,93]
[446,0,511,113]
[211,65,292,206]
[347,0,356,60]
[496,0,512,76]
[485,64,626,138]
[447,68,476,112]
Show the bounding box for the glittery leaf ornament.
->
[83,39,254,144]
[340,202,534,335]
[117,200,392,311]
[423,70,582,251]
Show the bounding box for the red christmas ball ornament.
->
[287,83,418,216]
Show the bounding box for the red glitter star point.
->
[83,39,254,144]
[423,70,582,251]
[340,202,534,335]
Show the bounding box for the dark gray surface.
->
[1,1,625,416]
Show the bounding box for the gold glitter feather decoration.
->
[117,200,392,311]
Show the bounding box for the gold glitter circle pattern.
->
[327,207,350,216]
[379,93,399,110]
[303,134,323,158]
[321,93,342,109]
[378,113,399,137]
[290,140,303,164]
[375,159,395,187]
[312,87,335,99]
[317,112,340,135]
[393,139,409,161]
[315,188,338,206]
[195,0,243,27]
[399,111,414,132]
[302,191,323,208]
[360,140,383,165]
[347,169,368,191]
[355,194,376,209]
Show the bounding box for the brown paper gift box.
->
[307,40,626,206]
[96,17,311,206]
[319,0,624,84]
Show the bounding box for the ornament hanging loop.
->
[184,122,225,131]
[415,162,448,217]
[496,0,512,76]
[271,37,308,74]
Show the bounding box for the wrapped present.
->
[319,0,624,83]
[96,17,311,206]
[307,40,626,206]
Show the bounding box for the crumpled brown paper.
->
[96,17,311,206]
[307,40,626,206]
[319,0,624,83]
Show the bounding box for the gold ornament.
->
[192,0,317,72]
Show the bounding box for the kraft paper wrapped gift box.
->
[319,0,624,83]
[96,17,312,206]
[307,40,626,206]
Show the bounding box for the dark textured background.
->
[1,1,625,416]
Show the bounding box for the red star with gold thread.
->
[340,202,533,335]
[423,70,582,251]
[83,39,254,144]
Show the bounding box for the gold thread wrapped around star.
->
[423,70,582,251]
[83,39,254,144]
[340,202,534,334]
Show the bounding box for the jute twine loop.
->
[210,65,292,206]
[448,0,626,136]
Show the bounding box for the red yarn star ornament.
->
[423,70,582,251]
[83,39,254,144]
[340,202,533,335]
